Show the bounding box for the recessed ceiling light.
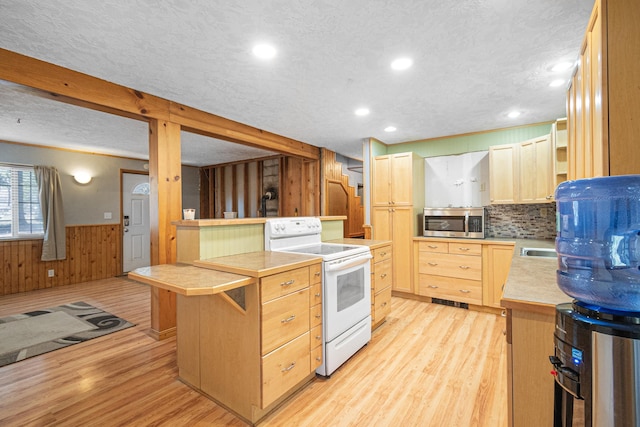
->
[355,108,370,116]
[252,43,277,59]
[549,79,566,87]
[391,57,413,71]
[507,111,521,119]
[384,126,397,132]
[552,61,573,72]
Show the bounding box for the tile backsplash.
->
[485,203,557,240]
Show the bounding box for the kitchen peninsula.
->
[128,216,393,425]
[130,250,323,425]
[500,240,570,427]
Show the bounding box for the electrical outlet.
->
[48,269,55,277]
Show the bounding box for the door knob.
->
[124,228,129,233]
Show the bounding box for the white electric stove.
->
[265,217,372,376]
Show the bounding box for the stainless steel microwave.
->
[423,207,485,239]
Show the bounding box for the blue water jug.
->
[555,175,640,311]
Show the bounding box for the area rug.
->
[0,301,134,367]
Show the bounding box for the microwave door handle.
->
[464,211,469,236]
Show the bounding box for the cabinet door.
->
[390,153,413,205]
[372,156,391,206]
[489,144,518,204]
[391,207,413,293]
[372,207,391,241]
[519,136,553,203]
[589,7,606,177]
[483,244,514,308]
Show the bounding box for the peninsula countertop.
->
[500,238,571,314]
[128,264,255,296]
[130,251,323,294]
[194,250,322,277]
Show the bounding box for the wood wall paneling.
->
[322,149,364,238]
[0,224,122,296]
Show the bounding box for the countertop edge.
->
[173,216,347,227]
[128,265,255,296]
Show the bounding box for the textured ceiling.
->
[0,0,593,166]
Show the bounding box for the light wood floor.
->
[0,277,507,426]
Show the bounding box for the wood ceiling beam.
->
[0,48,319,160]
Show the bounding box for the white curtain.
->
[35,166,66,261]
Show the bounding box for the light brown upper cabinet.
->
[489,135,554,204]
[567,0,640,179]
[372,153,415,206]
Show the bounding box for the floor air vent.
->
[431,298,469,309]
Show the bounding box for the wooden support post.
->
[148,119,182,340]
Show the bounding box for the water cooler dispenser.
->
[552,175,640,427]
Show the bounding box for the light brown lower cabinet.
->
[371,244,392,329]
[506,307,556,427]
[482,244,516,308]
[176,263,321,425]
[416,240,483,305]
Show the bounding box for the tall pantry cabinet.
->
[371,152,424,294]
[567,0,640,179]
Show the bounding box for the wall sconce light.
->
[74,172,92,184]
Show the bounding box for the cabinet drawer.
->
[309,282,322,307]
[373,246,392,263]
[372,259,392,293]
[418,252,482,281]
[311,344,323,371]
[310,263,322,284]
[261,267,309,303]
[262,289,310,354]
[262,332,311,408]
[310,324,323,350]
[373,286,392,323]
[310,302,323,329]
[418,241,448,253]
[448,242,482,256]
[418,274,483,305]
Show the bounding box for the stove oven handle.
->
[325,254,372,272]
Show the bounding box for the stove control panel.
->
[266,217,322,238]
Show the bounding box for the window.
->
[0,165,44,238]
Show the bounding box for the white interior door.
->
[122,172,150,272]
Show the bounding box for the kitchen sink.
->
[520,247,557,258]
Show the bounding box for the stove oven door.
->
[324,252,372,342]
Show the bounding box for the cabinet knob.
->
[428,262,438,266]
[381,302,387,307]
[427,245,438,249]
[315,293,321,298]
[459,289,471,293]
[315,314,322,319]
[459,247,470,251]
[459,265,470,270]
[280,279,295,287]
[428,285,439,289]
[314,271,321,277]
[380,273,387,278]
